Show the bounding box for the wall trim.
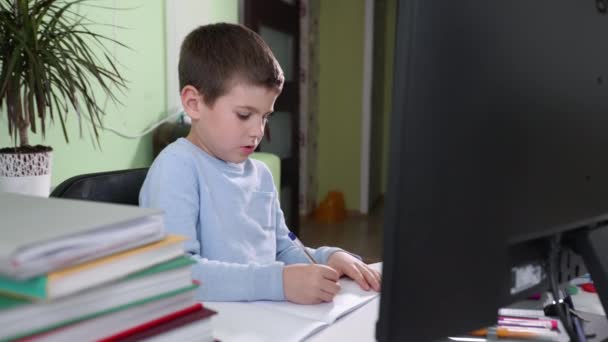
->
[360,0,374,214]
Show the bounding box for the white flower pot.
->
[0,149,53,197]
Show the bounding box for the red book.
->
[98,303,217,342]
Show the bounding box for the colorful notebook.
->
[0,235,186,300]
[0,257,196,342]
[16,285,199,342]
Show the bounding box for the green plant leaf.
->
[0,0,128,146]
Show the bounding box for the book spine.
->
[97,303,204,342]
[0,275,47,300]
[6,283,199,341]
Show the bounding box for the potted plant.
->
[0,0,127,196]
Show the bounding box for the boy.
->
[140,23,381,304]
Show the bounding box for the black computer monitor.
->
[377,1,608,341]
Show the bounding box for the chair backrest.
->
[50,168,149,205]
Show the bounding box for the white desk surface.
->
[208,263,608,342]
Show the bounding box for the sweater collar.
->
[177,138,246,173]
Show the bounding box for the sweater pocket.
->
[248,191,276,229]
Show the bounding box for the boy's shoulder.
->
[142,139,200,190]
[152,138,197,168]
[159,138,188,154]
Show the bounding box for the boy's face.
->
[183,82,279,163]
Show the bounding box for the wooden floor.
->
[299,202,384,264]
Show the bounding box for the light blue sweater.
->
[139,138,342,301]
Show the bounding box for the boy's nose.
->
[248,117,265,140]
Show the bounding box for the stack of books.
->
[0,193,216,342]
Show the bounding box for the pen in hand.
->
[288,232,317,264]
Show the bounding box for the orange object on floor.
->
[314,191,346,223]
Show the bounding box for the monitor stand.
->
[574,225,608,317]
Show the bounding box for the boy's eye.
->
[236,112,251,120]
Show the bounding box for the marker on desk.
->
[288,232,317,264]
[498,317,558,330]
[471,327,559,341]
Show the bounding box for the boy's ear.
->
[181,85,204,120]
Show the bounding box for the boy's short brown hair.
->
[178,23,284,107]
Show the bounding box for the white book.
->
[209,263,382,342]
[0,192,165,279]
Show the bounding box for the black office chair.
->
[50,168,149,205]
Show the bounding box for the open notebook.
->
[209,263,382,342]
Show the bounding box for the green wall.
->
[0,0,238,187]
[317,0,366,210]
[208,0,239,21]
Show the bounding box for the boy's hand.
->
[327,251,381,292]
[283,264,341,304]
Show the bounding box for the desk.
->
[209,262,608,342]
[300,299,608,342]
[211,296,608,342]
